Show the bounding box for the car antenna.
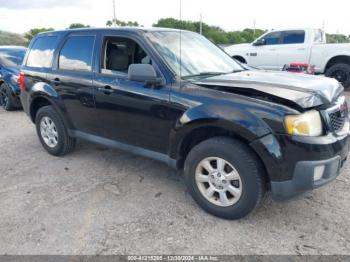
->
[179,0,182,86]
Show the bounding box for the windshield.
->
[146,31,244,79]
[0,49,26,67]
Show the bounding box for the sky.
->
[0,0,349,35]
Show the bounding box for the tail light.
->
[19,72,25,92]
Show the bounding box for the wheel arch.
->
[30,95,53,122]
[325,55,350,71]
[170,111,271,170]
[232,56,247,64]
[29,82,73,129]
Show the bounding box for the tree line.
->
[3,18,350,46]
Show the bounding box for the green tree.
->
[326,33,350,43]
[24,28,54,42]
[0,30,27,46]
[106,19,140,27]
[68,23,90,29]
[153,17,266,45]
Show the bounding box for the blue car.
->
[0,46,27,111]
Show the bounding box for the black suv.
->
[20,28,349,219]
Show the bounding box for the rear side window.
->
[282,31,305,44]
[26,36,57,68]
[59,36,95,72]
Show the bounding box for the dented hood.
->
[194,70,343,109]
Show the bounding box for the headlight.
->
[284,110,323,136]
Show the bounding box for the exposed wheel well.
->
[325,56,350,71]
[233,56,247,64]
[177,126,268,179]
[30,97,51,123]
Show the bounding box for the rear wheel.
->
[35,106,76,156]
[325,63,350,88]
[184,137,265,220]
[0,83,16,111]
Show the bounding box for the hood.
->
[225,43,251,52]
[194,70,343,110]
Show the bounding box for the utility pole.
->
[200,13,203,35]
[253,19,256,38]
[113,0,117,27]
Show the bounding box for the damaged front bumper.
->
[250,131,350,201]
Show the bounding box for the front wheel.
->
[325,63,350,88]
[184,137,265,220]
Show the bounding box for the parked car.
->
[0,46,27,110]
[225,28,350,88]
[20,28,349,219]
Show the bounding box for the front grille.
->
[329,110,346,132]
[325,96,348,133]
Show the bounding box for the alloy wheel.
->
[40,116,59,148]
[195,157,242,207]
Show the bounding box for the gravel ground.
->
[0,93,350,255]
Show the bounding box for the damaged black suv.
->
[20,28,349,219]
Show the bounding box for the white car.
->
[225,28,350,87]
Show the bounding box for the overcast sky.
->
[0,0,349,35]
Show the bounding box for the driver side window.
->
[101,37,152,75]
[262,32,281,45]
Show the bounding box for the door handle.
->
[51,78,61,86]
[98,85,114,94]
[269,49,276,51]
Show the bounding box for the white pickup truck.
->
[225,28,350,87]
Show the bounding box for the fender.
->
[1,69,20,95]
[168,104,273,159]
[325,54,350,70]
[29,82,74,130]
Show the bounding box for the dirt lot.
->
[0,93,350,255]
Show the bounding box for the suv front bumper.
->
[270,155,346,200]
[251,132,349,201]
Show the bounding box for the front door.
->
[248,31,282,70]
[93,34,172,154]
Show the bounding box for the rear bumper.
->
[251,132,350,201]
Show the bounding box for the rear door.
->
[277,30,309,68]
[21,35,58,113]
[48,33,98,134]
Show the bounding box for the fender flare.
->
[29,82,74,130]
[168,104,272,159]
[1,73,19,95]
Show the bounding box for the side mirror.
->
[253,39,266,46]
[128,64,162,87]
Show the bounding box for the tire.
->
[184,137,265,220]
[0,83,16,111]
[325,63,350,88]
[35,105,76,156]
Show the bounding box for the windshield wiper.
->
[182,72,228,80]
